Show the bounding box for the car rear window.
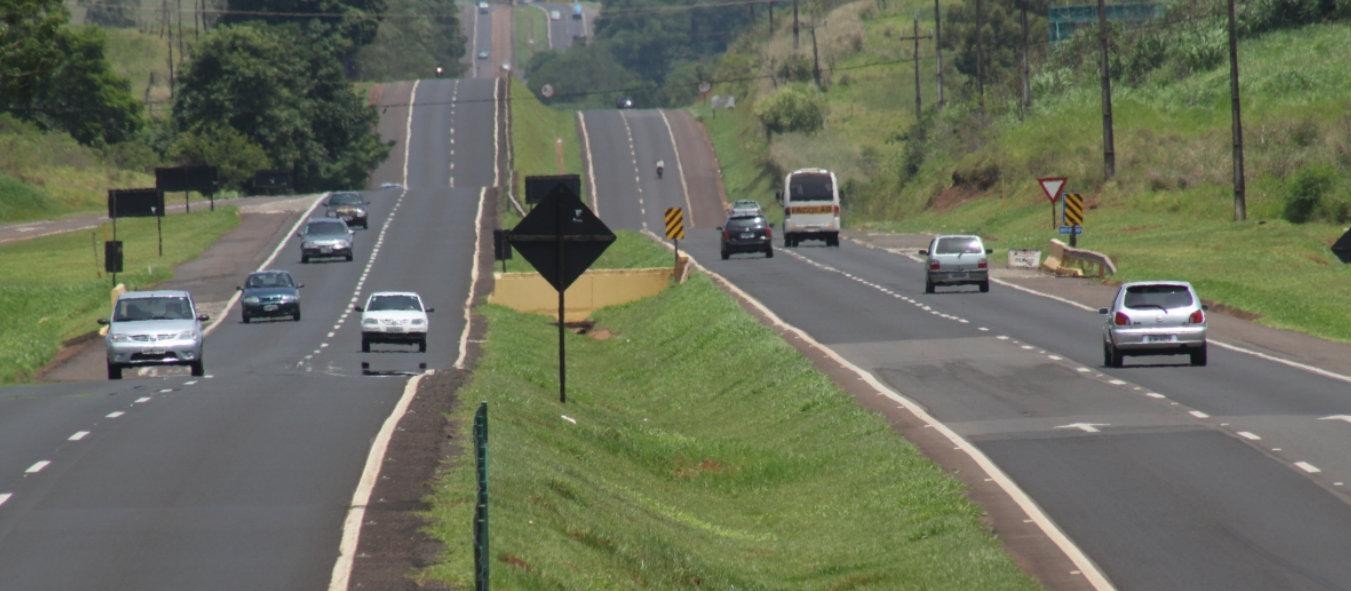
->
[1124,285,1194,309]
[934,237,983,254]
[786,173,834,202]
[726,216,766,229]
[328,193,362,205]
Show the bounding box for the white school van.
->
[777,168,840,247]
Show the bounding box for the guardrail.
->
[1040,239,1116,278]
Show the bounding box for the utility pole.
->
[768,0,774,35]
[1019,0,1031,115]
[1226,0,1246,221]
[165,0,175,102]
[898,18,933,118]
[810,23,821,88]
[1096,0,1115,179]
[934,0,944,108]
[975,0,985,112]
[793,0,800,50]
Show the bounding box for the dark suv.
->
[719,214,774,259]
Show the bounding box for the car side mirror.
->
[236,286,243,291]
[354,305,363,312]
[715,226,723,231]
[1097,308,1109,315]
[774,190,783,203]
[197,314,210,321]
[918,249,928,255]
[426,308,436,313]
[297,283,305,289]
[97,318,109,325]
[296,232,303,238]
[985,248,994,254]
[1202,304,1209,311]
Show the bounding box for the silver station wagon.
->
[1100,281,1208,367]
[99,290,209,380]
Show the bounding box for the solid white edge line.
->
[492,78,500,188]
[1295,461,1321,474]
[327,372,429,591]
[643,228,1116,591]
[328,79,422,591]
[578,111,599,213]
[658,110,695,223]
[987,272,1351,385]
[454,187,486,370]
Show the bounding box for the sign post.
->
[472,402,489,591]
[664,207,685,272]
[508,175,615,404]
[1038,176,1067,229]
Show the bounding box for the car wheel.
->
[293,309,301,321]
[1106,342,1123,368]
[345,252,354,262]
[1190,343,1208,367]
[107,363,122,380]
[721,249,729,260]
[361,220,369,229]
[361,336,370,353]
[765,247,773,258]
[979,280,990,293]
[828,235,839,247]
[418,338,427,353]
[924,281,935,294]
[190,360,205,377]
[241,312,250,324]
[301,254,310,264]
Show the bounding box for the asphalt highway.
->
[581,108,1351,591]
[0,77,498,590]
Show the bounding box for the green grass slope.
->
[0,115,153,220]
[422,272,1037,590]
[702,3,1351,341]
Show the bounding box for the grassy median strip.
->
[423,265,1037,588]
[0,209,239,384]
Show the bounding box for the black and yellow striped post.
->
[664,207,685,271]
[1063,193,1084,246]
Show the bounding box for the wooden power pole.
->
[1019,0,1031,115]
[934,0,944,108]
[793,0,800,50]
[1226,0,1247,221]
[1096,0,1116,179]
[898,18,933,118]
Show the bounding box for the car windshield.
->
[726,216,766,229]
[306,222,348,236]
[114,297,193,322]
[786,173,834,202]
[1124,285,1194,309]
[368,295,422,312]
[328,193,362,206]
[934,237,983,255]
[246,273,294,289]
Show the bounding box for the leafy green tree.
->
[173,25,390,191]
[941,0,1048,104]
[35,26,142,145]
[354,0,465,81]
[754,84,824,134]
[77,0,137,27]
[1,0,68,116]
[526,44,648,107]
[167,123,272,189]
[221,0,386,72]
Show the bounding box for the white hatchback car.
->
[1100,281,1208,367]
[356,292,434,352]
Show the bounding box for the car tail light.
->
[722,229,731,240]
[977,259,988,269]
[1114,311,1130,326]
[832,204,840,215]
[765,226,773,237]
[929,261,940,270]
[1188,309,1205,324]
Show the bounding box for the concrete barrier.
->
[1040,239,1116,278]
[490,268,673,322]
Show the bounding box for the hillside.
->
[700,1,1350,342]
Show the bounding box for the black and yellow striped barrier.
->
[1063,193,1084,228]
[664,207,685,240]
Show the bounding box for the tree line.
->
[1,0,465,192]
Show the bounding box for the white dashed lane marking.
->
[25,461,50,474]
[1296,462,1322,474]
[1189,411,1210,419]
[105,411,124,419]
[135,397,152,404]
[1238,431,1261,440]
[69,431,90,441]
[0,493,11,507]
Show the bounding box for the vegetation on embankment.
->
[0,208,239,384]
[700,1,1351,342]
[504,76,588,224]
[422,265,1038,590]
[0,115,153,220]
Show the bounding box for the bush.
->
[776,54,815,84]
[1283,164,1339,223]
[754,85,824,134]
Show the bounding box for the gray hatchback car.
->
[1100,281,1208,367]
[99,290,209,380]
[921,235,993,293]
[299,218,354,263]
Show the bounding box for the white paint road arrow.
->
[1055,423,1110,433]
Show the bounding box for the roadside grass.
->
[689,103,781,224]
[0,209,239,384]
[421,269,1038,590]
[703,8,1351,343]
[101,27,172,112]
[513,5,549,71]
[0,115,153,218]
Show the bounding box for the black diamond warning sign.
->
[508,175,615,291]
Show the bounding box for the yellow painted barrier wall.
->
[490,268,672,322]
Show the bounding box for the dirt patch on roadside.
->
[925,185,982,212]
